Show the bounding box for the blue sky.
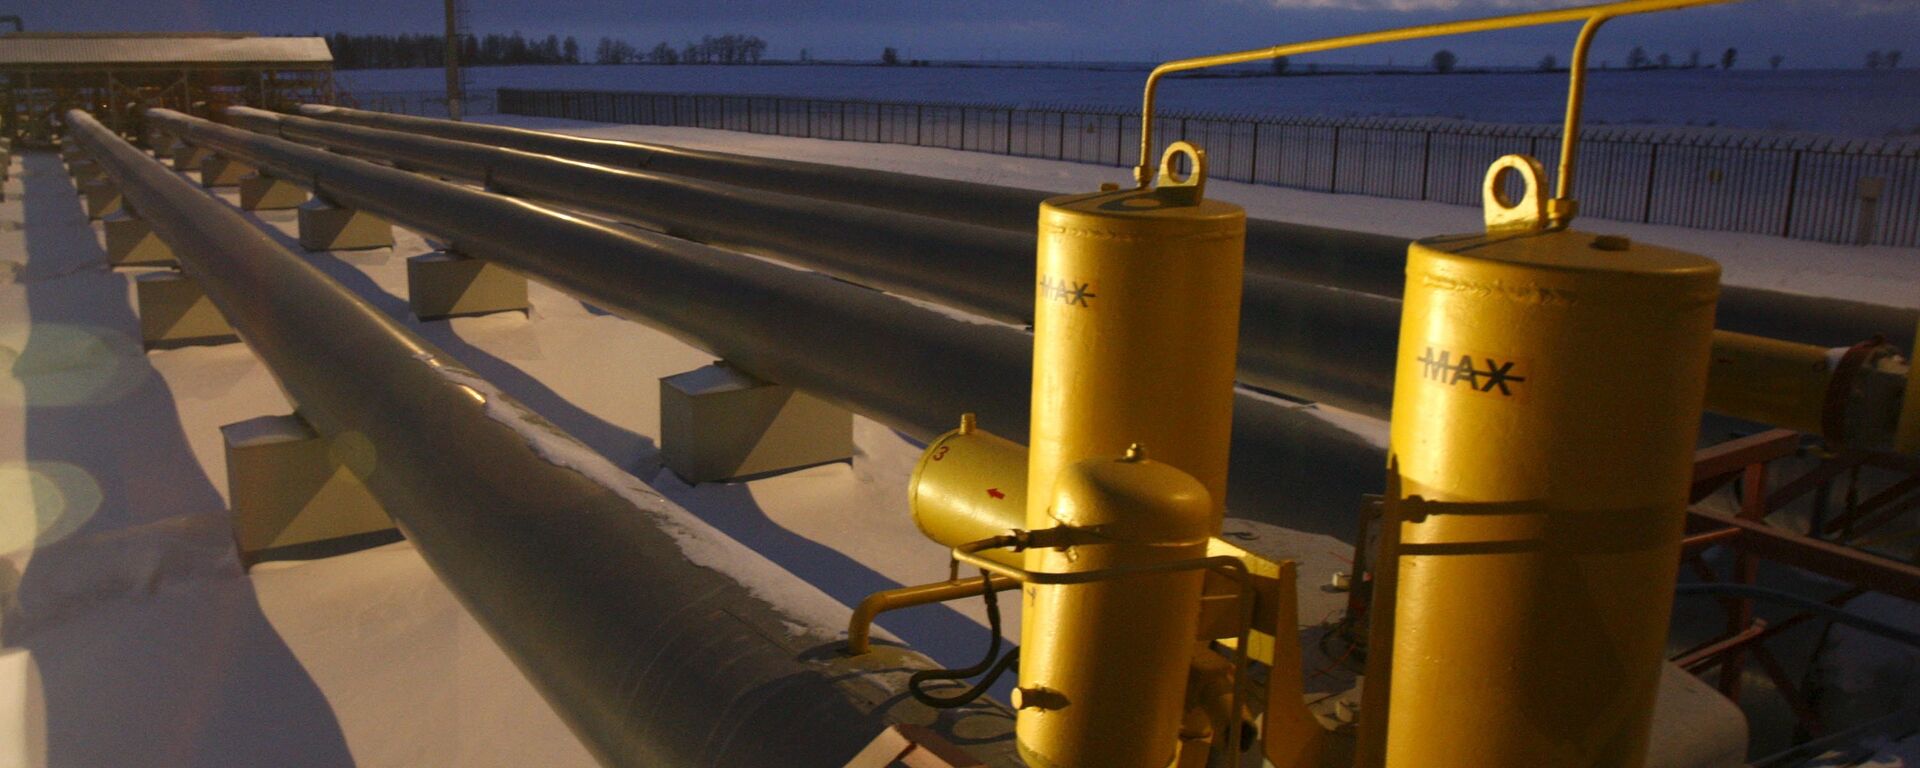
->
[19,0,1920,68]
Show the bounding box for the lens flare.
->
[0,461,105,554]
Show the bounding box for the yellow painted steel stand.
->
[1358,156,1720,767]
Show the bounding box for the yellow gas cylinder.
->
[910,414,1029,566]
[1015,446,1214,768]
[1359,156,1720,767]
[1028,141,1244,533]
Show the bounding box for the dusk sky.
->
[22,0,1920,69]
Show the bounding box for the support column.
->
[238,172,309,211]
[406,249,529,320]
[80,179,121,220]
[171,144,210,172]
[297,198,393,251]
[199,154,254,188]
[659,362,854,484]
[135,271,238,349]
[222,413,398,566]
[67,159,103,185]
[103,213,178,268]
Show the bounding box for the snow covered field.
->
[0,113,1914,766]
[337,64,1920,138]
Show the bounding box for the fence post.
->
[1329,126,1342,193]
[1780,149,1803,238]
[916,104,923,146]
[1642,144,1660,223]
[1420,131,1432,201]
[1248,122,1261,186]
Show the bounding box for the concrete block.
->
[103,213,177,268]
[1646,663,1747,768]
[222,414,397,565]
[660,363,854,484]
[172,144,210,172]
[297,199,393,251]
[80,179,121,220]
[68,160,103,185]
[199,154,254,188]
[406,250,528,320]
[135,271,237,349]
[238,173,309,211]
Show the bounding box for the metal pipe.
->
[68,108,1018,768]
[296,102,1053,229]
[227,105,1038,326]
[846,574,1019,656]
[150,107,1391,541]
[227,107,1916,444]
[287,103,1920,356]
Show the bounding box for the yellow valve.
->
[1356,156,1719,768]
[1015,447,1214,768]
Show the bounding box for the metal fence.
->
[493,88,1920,248]
[344,89,499,118]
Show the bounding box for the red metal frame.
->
[1678,427,1920,737]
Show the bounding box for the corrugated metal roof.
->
[0,35,332,66]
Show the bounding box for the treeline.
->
[325,32,581,69]
[594,34,768,65]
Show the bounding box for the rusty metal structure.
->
[1,32,332,145]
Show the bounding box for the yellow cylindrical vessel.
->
[1367,183,1720,767]
[1027,143,1244,534]
[1018,143,1243,768]
[910,415,1029,566]
[1016,449,1214,768]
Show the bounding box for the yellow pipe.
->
[844,573,1019,656]
[1133,0,1736,227]
[1705,330,1836,437]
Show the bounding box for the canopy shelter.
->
[0,32,334,144]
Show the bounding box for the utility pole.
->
[443,0,463,120]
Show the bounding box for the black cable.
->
[907,570,1022,708]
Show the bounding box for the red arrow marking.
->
[987,488,1005,500]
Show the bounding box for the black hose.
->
[1674,582,1920,650]
[908,570,1022,708]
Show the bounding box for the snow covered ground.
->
[336,64,1920,138]
[0,111,1913,767]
